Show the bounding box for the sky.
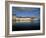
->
[12,7,40,17]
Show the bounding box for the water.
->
[12,20,40,31]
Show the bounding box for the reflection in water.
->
[16,21,31,22]
[12,19,40,31]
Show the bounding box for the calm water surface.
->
[12,20,40,31]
